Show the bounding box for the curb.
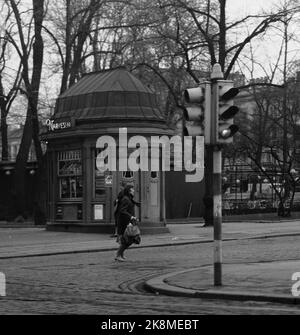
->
[144,268,300,305]
[0,225,46,228]
[0,239,213,260]
[0,217,300,228]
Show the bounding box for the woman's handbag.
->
[124,222,141,244]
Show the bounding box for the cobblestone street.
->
[0,235,300,314]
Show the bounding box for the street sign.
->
[105,174,113,186]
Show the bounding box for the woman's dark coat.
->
[116,193,135,235]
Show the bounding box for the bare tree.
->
[5,0,45,218]
[230,0,300,216]
[0,4,22,161]
[154,0,293,224]
[45,0,109,93]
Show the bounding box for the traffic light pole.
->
[212,147,222,286]
[183,63,238,286]
[203,81,213,227]
[211,64,223,286]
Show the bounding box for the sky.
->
[227,0,277,17]
[226,0,300,82]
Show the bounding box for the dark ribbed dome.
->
[54,67,165,123]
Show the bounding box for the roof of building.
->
[53,67,166,124]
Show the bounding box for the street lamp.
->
[236,179,241,202]
[222,176,227,188]
[272,176,277,203]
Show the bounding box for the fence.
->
[222,197,300,215]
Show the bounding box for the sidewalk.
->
[0,220,300,259]
[167,211,300,223]
[145,260,300,305]
[0,219,300,259]
[2,211,300,228]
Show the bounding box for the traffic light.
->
[183,81,211,142]
[216,80,239,144]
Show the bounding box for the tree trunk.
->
[250,148,263,200]
[250,180,257,201]
[278,16,289,217]
[218,0,226,71]
[31,0,44,166]
[13,113,33,217]
[59,0,71,94]
[31,0,46,224]
[92,14,101,71]
[0,103,9,161]
[11,0,45,219]
[0,76,9,161]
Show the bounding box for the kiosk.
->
[41,67,173,233]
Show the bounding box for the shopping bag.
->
[124,222,140,237]
[124,222,141,245]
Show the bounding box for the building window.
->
[122,171,134,179]
[150,171,158,180]
[95,149,106,198]
[57,150,83,199]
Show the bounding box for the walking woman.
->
[111,181,126,237]
[115,185,137,261]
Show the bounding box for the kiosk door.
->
[147,171,160,221]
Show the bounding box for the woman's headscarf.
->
[123,185,134,197]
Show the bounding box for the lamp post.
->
[258,175,261,194]
[272,176,276,204]
[235,166,238,205]
[236,179,241,203]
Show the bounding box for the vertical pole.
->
[213,148,222,286]
[235,166,237,205]
[203,81,213,227]
[204,146,214,226]
[160,170,166,224]
[211,63,223,286]
[50,150,56,222]
[139,169,142,221]
[241,175,243,202]
[83,143,92,223]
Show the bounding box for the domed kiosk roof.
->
[54,67,165,124]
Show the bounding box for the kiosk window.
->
[151,171,158,180]
[58,150,83,199]
[123,171,134,179]
[95,149,106,198]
